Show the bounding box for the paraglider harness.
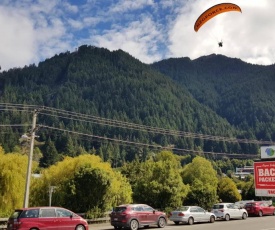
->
[218,41,223,47]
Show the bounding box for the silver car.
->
[169,206,216,225]
[211,203,248,221]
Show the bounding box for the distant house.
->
[235,166,254,179]
[32,173,42,178]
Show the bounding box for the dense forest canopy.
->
[1,45,273,167]
[151,55,275,142]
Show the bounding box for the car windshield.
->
[176,207,189,211]
[10,210,22,219]
[212,205,224,209]
[20,209,39,218]
[113,207,127,213]
[245,203,255,207]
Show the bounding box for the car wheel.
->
[157,217,166,228]
[75,224,86,230]
[258,210,263,217]
[188,217,194,225]
[174,221,180,225]
[242,212,247,220]
[130,219,139,230]
[224,214,230,221]
[30,228,38,230]
[210,215,215,223]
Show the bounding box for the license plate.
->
[246,208,250,210]
[114,218,118,221]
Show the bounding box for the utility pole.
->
[23,109,38,208]
[49,186,57,206]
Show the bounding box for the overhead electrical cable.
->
[39,124,258,159]
[0,103,262,159]
[0,102,274,145]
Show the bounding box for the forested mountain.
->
[0,46,261,167]
[151,54,275,142]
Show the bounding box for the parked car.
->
[7,206,89,230]
[244,201,275,217]
[235,200,255,208]
[211,203,248,221]
[110,204,167,230]
[169,206,216,225]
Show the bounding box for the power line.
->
[39,124,259,159]
[0,103,266,158]
[0,102,272,146]
[39,106,275,145]
[0,124,30,127]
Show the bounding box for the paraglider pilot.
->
[218,41,223,47]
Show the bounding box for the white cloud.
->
[63,1,78,14]
[68,18,84,30]
[0,1,74,70]
[82,16,101,27]
[88,16,163,63]
[0,6,35,69]
[110,0,154,13]
[167,0,275,65]
[29,0,59,15]
[0,0,274,71]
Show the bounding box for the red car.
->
[7,206,89,230]
[244,201,275,217]
[110,204,167,230]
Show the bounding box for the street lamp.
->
[23,110,38,208]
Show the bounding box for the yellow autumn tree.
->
[0,147,38,217]
[217,177,241,202]
[30,154,132,217]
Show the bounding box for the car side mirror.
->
[153,210,155,214]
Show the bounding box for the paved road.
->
[88,216,275,230]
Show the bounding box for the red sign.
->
[254,161,275,196]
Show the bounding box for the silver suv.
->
[211,203,248,221]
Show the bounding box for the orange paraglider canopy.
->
[194,3,242,32]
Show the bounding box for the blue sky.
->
[0,0,274,71]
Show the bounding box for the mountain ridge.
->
[151,53,275,142]
[0,45,264,165]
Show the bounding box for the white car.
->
[169,206,216,225]
[211,203,248,221]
